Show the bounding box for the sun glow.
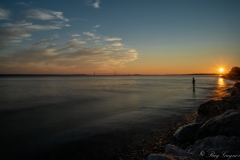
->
[219,68,224,73]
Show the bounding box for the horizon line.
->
[0,73,221,76]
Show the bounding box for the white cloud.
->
[95,24,100,28]
[27,10,54,20]
[67,39,85,46]
[53,34,59,38]
[111,42,123,47]
[0,6,139,73]
[71,34,81,37]
[0,44,138,73]
[65,24,71,27]
[17,33,31,39]
[16,2,30,6]
[26,9,69,22]
[93,0,101,8]
[2,21,63,31]
[105,37,122,41]
[0,21,63,48]
[83,32,95,37]
[0,7,10,20]
[25,24,61,30]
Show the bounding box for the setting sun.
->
[219,68,224,73]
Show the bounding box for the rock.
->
[197,99,239,122]
[196,82,240,122]
[173,123,203,143]
[148,153,194,160]
[227,67,240,79]
[186,135,240,159]
[222,67,240,80]
[231,82,240,97]
[165,144,199,159]
[196,110,240,140]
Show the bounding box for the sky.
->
[0,0,240,75]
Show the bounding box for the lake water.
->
[0,75,234,159]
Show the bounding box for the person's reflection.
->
[192,89,196,99]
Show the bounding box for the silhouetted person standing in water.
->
[192,77,195,92]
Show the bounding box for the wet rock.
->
[231,82,240,97]
[148,153,194,160]
[165,144,199,159]
[196,110,240,140]
[173,123,203,143]
[186,135,240,159]
[197,99,239,122]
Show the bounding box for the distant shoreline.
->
[0,73,220,77]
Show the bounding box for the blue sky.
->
[0,0,240,74]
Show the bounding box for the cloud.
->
[16,2,30,6]
[25,24,61,30]
[0,22,33,46]
[82,32,101,40]
[86,0,101,9]
[71,34,81,37]
[0,21,64,50]
[93,0,101,8]
[105,37,122,41]
[0,7,10,20]
[2,21,63,31]
[32,39,49,46]
[26,9,69,21]
[111,42,123,47]
[66,39,86,46]
[83,32,95,37]
[53,34,59,38]
[95,24,100,28]
[128,49,137,53]
[0,6,138,74]
[56,38,86,52]
[0,40,138,73]
[31,35,59,47]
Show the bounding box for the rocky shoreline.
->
[148,81,240,160]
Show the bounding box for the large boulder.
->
[196,99,239,122]
[165,144,198,159]
[223,67,240,80]
[196,110,240,140]
[173,123,203,143]
[186,135,240,159]
[228,67,240,77]
[230,82,240,97]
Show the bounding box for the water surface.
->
[0,75,234,159]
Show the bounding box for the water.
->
[0,75,234,159]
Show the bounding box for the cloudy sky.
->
[0,0,240,74]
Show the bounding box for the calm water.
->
[0,75,234,159]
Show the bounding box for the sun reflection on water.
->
[218,77,225,86]
[214,77,228,99]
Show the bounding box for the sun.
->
[219,68,224,73]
